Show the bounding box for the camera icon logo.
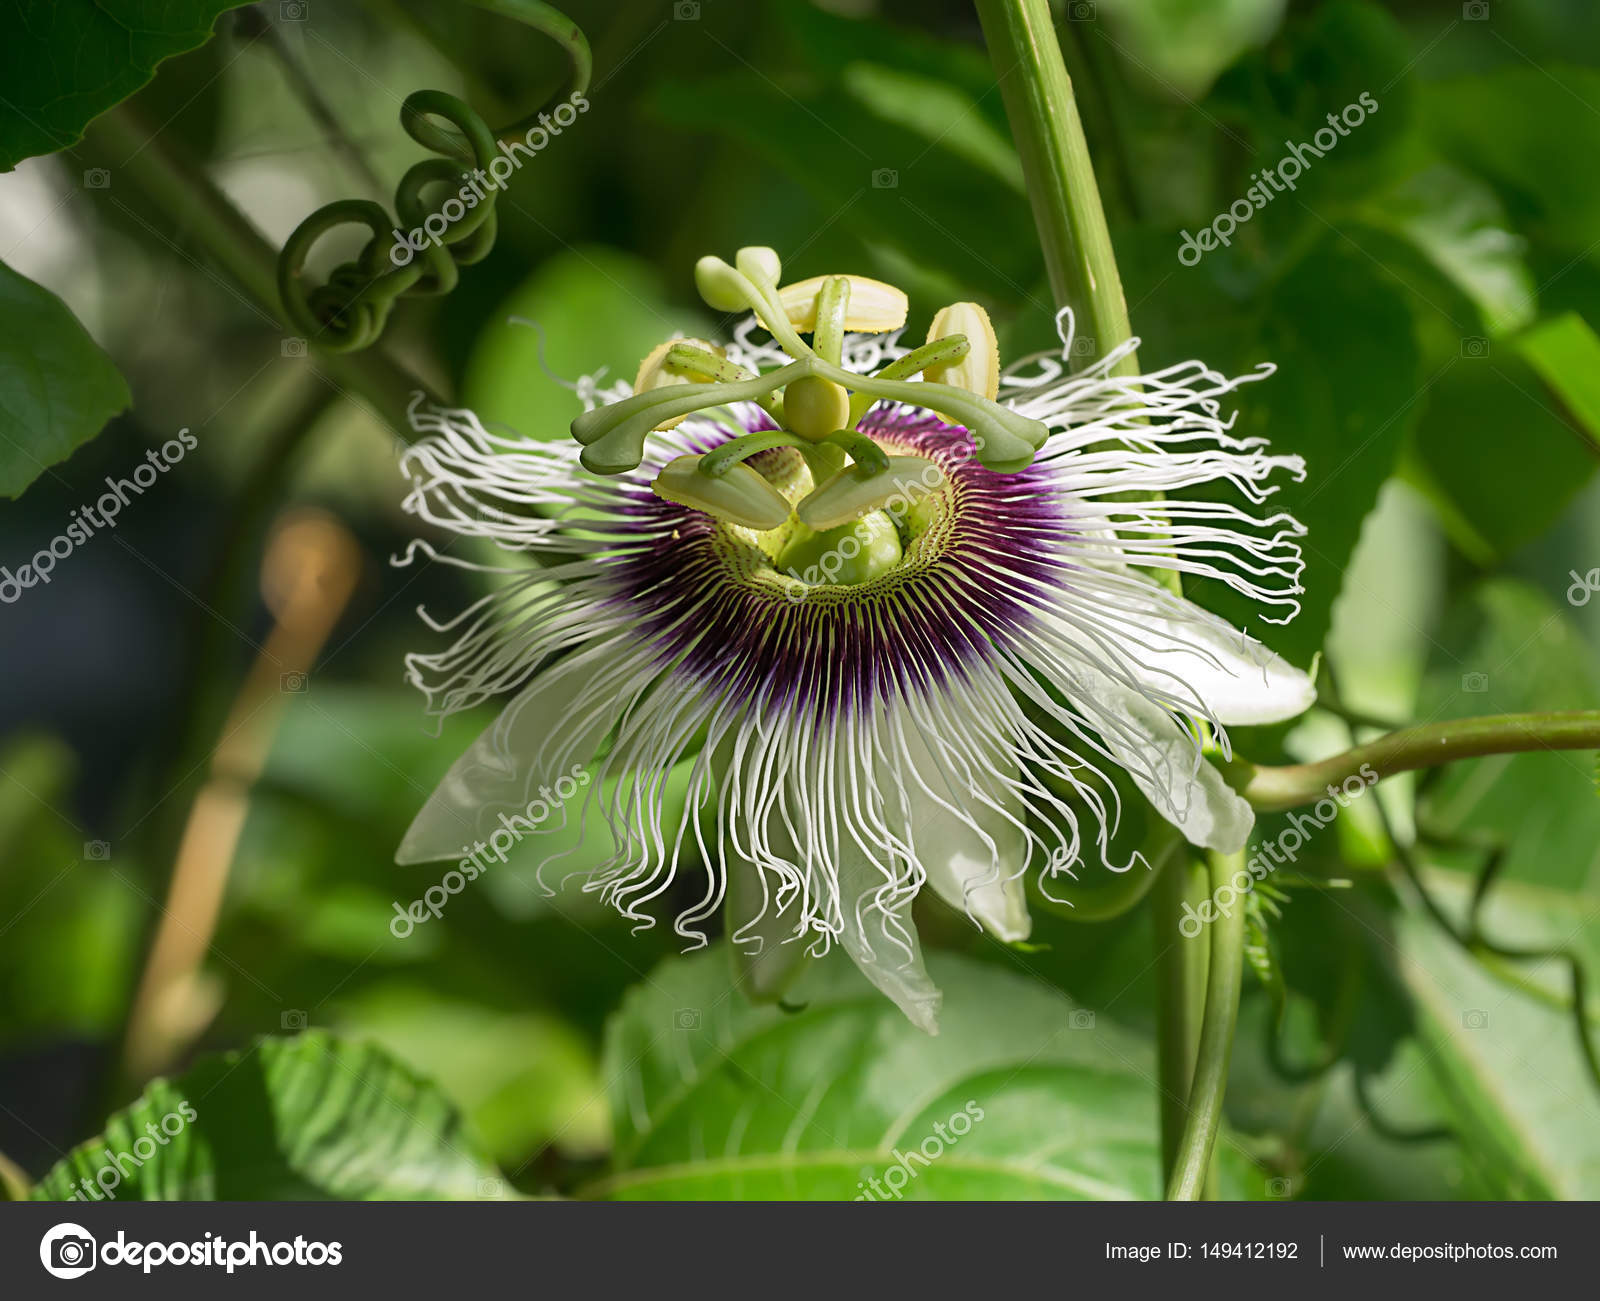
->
[281,337,309,358]
[82,169,111,190]
[1069,334,1098,358]
[1462,1,1490,19]
[674,0,700,18]
[477,1176,505,1198]
[280,0,310,20]
[281,1009,309,1030]
[673,1008,702,1030]
[871,168,898,190]
[83,840,111,861]
[40,1223,97,1279]
[280,671,309,693]
[1069,1009,1096,1030]
[1461,671,1489,693]
[1067,0,1097,19]
[1462,1009,1490,1030]
[1267,1176,1293,1198]
[1460,335,1489,358]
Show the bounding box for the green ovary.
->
[774,512,902,587]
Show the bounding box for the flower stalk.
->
[1165,849,1248,1201]
[973,0,1137,377]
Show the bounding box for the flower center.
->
[726,436,955,592]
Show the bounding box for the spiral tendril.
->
[276,1,590,353]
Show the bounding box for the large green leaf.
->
[1096,0,1287,99]
[1518,312,1600,454]
[30,1032,504,1200]
[1355,164,1537,338]
[1386,871,1600,1199]
[1403,343,1597,563]
[0,260,130,499]
[591,948,1260,1200]
[333,985,609,1168]
[1425,65,1600,259]
[0,2,242,171]
[651,0,1039,304]
[1413,580,1600,892]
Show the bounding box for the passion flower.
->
[395,247,1313,1032]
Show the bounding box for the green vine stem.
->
[1227,711,1600,812]
[1166,849,1248,1201]
[1153,855,1212,1191]
[973,0,1136,378]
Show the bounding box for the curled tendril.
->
[276,1,591,352]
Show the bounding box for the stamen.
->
[651,454,791,530]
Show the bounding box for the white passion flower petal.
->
[900,729,1032,943]
[1069,665,1255,854]
[397,655,614,865]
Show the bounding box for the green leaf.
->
[0,2,243,171]
[592,948,1262,1200]
[1517,312,1600,453]
[1425,65,1600,258]
[333,985,609,1167]
[1403,343,1597,563]
[1414,580,1600,892]
[30,1032,504,1200]
[0,260,131,499]
[1355,164,1537,337]
[1096,0,1288,99]
[1385,870,1600,1198]
[652,0,1039,303]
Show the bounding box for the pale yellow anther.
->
[924,302,1000,402]
[652,455,792,532]
[633,337,725,430]
[777,274,908,334]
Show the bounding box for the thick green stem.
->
[1229,711,1600,812]
[1166,849,1247,1201]
[973,0,1136,376]
[1153,854,1210,1187]
[81,104,434,434]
